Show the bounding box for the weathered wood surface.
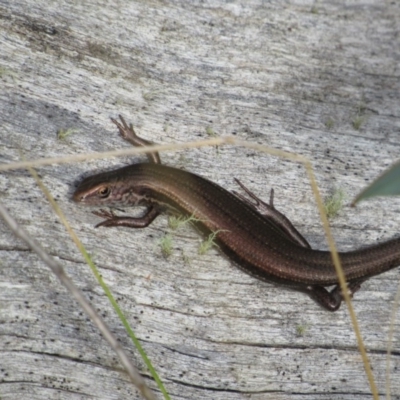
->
[1,1,400,399]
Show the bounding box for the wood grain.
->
[1,1,399,399]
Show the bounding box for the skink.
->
[73,116,400,311]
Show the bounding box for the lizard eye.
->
[98,186,111,198]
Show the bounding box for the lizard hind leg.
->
[304,279,365,311]
[233,178,311,249]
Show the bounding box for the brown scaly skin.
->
[73,116,400,311]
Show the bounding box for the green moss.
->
[325,117,334,130]
[159,234,173,257]
[57,128,79,140]
[199,231,221,255]
[206,126,217,137]
[296,324,309,336]
[352,115,364,130]
[168,214,200,230]
[324,189,345,218]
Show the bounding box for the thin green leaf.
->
[352,160,400,205]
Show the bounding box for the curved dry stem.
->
[27,166,170,400]
[0,203,156,400]
[304,163,378,399]
[385,280,400,400]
